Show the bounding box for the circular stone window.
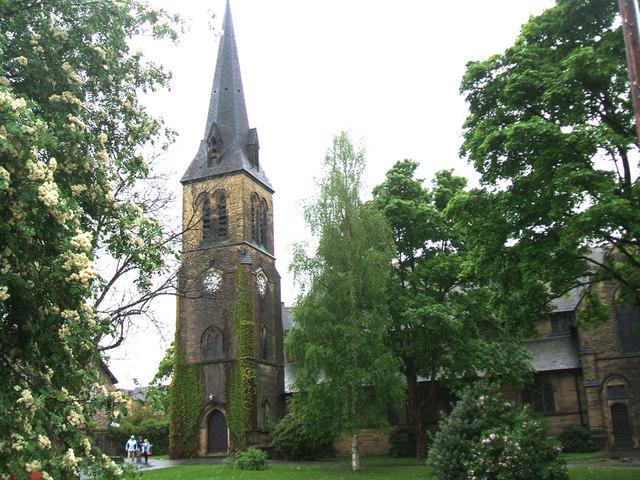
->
[203,271,222,293]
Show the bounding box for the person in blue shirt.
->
[125,435,137,463]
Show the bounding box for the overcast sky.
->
[108,0,557,389]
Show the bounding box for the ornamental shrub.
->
[272,414,335,461]
[465,407,567,480]
[428,384,567,480]
[389,425,417,458]
[558,424,597,453]
[428,384,513,480]
[232,447,268,470]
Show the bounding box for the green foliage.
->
[559,424,597,453]
[388,425,417,458]
[227,266,256,449]
[372,161,535,459]
[287,132,404,471]
[0,0,180,477]
[146,342,174,414]
[429,384,567,480]
[272,414,335,461]
[168,337,204,458]
[228,447,268,471]
[459,0,640,308]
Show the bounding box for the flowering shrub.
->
[428,384,567,480]
[0,1,180,478]
[466,408,567,480]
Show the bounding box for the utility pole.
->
[620,0,640,142]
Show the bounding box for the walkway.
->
[126,450,640,472]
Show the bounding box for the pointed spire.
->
[205,0,249,145]
[181,0,272,190]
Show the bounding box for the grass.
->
[140,464,431,480]
[138,463,639,480]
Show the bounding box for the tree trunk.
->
[415,420,427,460]
[351,432,361,471]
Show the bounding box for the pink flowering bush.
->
[429,384,567,480]
[466,408,567,480]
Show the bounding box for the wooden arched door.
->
[207,410,228,453]
[610,403,632,442]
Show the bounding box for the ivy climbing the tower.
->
[227,265,257,449]
[169,298,205,458]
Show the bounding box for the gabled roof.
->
[181,0,272,191]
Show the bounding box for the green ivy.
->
[169,299,205,458]
[227,266,256,449]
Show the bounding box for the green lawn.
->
[140,464,430,480]
[138,464,639,480]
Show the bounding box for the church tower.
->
[170,0,285,457]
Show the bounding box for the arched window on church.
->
[260,198,269,250]
[214,190,228,241]
[259,323,268,360]
[251,193,261,245]
[196,193,213,246]
[616,304,640,353]
[203,328,223,360]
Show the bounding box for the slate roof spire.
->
[181,0,271,190]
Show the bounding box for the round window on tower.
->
[203,271,222,293]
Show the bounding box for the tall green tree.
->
[286,132,404,471]
[459,0,639,311]
[0,1,179,478]
[373,161,534,460]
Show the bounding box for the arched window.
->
[196,193,213,245]
[616,304,640,353]
[203,328,223,360]
[259,323,268,360]
[251,193,260,244]
[260,198,269,250]
[214,191,228,240]
[522,378,555,414]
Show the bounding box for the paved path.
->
[123,451,640,473]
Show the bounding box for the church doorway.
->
[610,403,632,442]
[207,410,228,454]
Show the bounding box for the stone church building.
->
[169,1,639,458]
[169,0,285,457]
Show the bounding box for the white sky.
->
[108,0,557,389]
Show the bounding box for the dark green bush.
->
[233,447,268,470]
[558,424,597,453]
[388,425,416,458]
[272,414,335,461]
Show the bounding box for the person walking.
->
[136,436,143,463]
[140,438,152,464]
[125,435,137,463]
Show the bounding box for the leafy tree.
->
[372,161,535,460]
[459,0,639,310]
[0,1,179,478]
[286,132,404,471]
[145,341,174,414]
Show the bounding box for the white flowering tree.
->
[0,1,181,478]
